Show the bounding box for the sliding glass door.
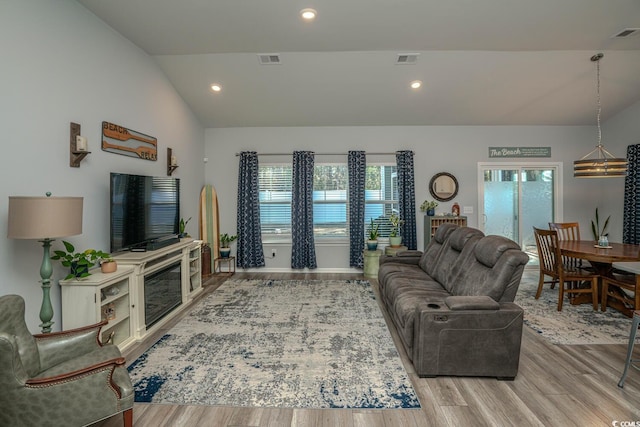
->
[478,163,562,258]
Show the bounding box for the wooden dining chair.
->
[602,262,640,314]
[549,222,582,241]
[533,227,599,311]
[549,222,590,270]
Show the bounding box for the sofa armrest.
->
[412,302,524,378]
[445,296,500,310]
[397,250,423,257]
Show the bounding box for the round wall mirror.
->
[429,172,458,202]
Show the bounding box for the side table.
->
[385,245,408,257]
[214,256,236,274]
[364,250,383,279]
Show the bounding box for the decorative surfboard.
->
[199,184,220,273]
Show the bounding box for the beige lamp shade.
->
[7,196,83,239]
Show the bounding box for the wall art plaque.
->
[488,146,551,158]
[102,121,157,161]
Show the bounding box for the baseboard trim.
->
[239,267,363,274]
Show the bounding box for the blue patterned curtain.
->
[396,150,417,250]
[291,151,317,269]
[348,151,366,268]
[623,144,640,244]
[236,151,265,268]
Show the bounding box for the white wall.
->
[601,100,640,240]
[0,0,205,333]
[205,125,611,270]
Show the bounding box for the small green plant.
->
[389,213,405,237]
[367,218,379,240]
[419,200,439,212]
[591,208,610,240]
[179,217,192,235]
[220,233,238,248]
[51,241,112,279]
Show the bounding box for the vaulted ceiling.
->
[77,0,640,128]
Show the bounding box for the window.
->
[258,163,397,240]
[313,165,348,238]
[259,165,292,240]
[365,165,398,237]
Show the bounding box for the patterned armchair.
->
[0,295,133,427]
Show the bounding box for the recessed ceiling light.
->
[410,80,422,89]
[300,8,317,21]
[210,84,222,92]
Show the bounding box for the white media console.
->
[60,238,202,350]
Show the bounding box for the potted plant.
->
[367,218,380,251]
[220,233,238,258]
[51,241,114,279]
[591,207,610,246]
[99,256,118,274]
[420,200,439,216]
[389,213,405,247]
[179,217,191,238]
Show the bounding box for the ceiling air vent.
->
[258,54,281,65]
[612,28,640,38]
[396,53,419,65]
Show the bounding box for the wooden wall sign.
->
[101,121,157,161]
[488,146,551,158]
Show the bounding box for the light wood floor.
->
[96,271,640,427]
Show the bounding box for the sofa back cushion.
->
[448,235,530,302]
[428,227,484,290]
[418,223,458,273]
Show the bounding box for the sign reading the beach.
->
[489,147,551,158]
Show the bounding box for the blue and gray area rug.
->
[515,272,631,345]
[127,279,420,409]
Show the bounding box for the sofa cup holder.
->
[426,303,441,309]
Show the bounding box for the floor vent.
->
[258,54,281,65]
[396,53,419,64]
[612,28,640,38]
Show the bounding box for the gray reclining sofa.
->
[378,224,529,380]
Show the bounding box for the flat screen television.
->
[110,172,180,252]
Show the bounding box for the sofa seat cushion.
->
[378,262,425,290]
[384,276,443,305]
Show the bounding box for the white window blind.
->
[259,165,292,240]
[258,163,397,240]
[365,165,398,237]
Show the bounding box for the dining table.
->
[557,240,640,316]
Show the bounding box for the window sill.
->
[261,237,351,246]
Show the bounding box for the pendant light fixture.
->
[573,53,627,178]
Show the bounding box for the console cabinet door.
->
[60,265,136,350]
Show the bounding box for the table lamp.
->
[7,193,83,333]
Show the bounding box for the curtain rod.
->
[235,152,397,156]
